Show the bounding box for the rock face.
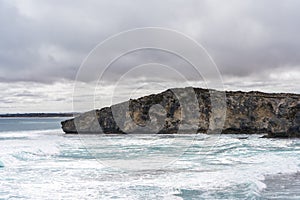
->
[61,88,300,138]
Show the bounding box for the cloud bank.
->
[0,0,299,112]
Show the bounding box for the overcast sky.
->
[0,0,300,113]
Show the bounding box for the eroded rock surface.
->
[61,88,300,138]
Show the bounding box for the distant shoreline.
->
[0,113,79,118]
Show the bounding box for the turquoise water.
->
[0,117,65,132]
[0,118,300,199]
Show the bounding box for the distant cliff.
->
[0,113,77,118]
[61,88,300,138]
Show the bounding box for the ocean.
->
[0,117,299,199]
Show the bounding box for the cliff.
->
[61,88,300,138]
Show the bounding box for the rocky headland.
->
[61,88,300,138]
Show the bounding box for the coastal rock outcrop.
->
[61,88,300,138]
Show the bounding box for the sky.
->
[0,0,300,113]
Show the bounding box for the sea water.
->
[0,118,299,199]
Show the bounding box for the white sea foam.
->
[0,130,299,199]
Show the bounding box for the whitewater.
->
[0,118,299,199]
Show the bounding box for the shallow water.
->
[0,118,299,199]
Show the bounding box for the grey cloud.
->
[14,91,38,97]
[197,0,300,76]
[0,0,299,88]
[0,99,15,104]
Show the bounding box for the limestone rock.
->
[61,88,300,138]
